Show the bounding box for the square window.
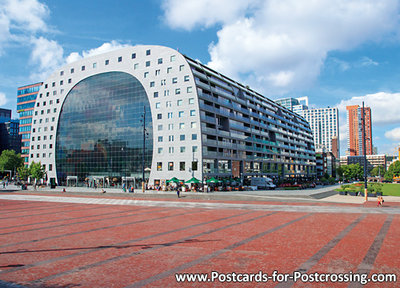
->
[93,62,97,68]
[180,146,186,153]
[70,68,74,74]
[155,69,160,76]
[192,146,198,152]
[157,113,162,119]
[118,56,122,62]
[146,49,151,56]
[175,88,181,95]
[60,80,63,85]
[170,55,176,62]
[167,67,172,73]
[157,162,162,171]
[184,75,190,81]
[60,71,64,76]
[158,148,163,154]
[158,136,163,142]
[189,98,194,104]
[134,63,139,70]
[68,78,72,83]
[168,161,174,171]
[192,134,197,140]
[179,65,185,71]
[146,61,150,67]
[172,77,177,84]
[158,58,163,64]
[177,100,183,106]
[132,53,136,59]
[191,122,196,128]
[150,81,155,87]
[81,65,85,71]
[187,86,193,93]
[105,59,109,65]
[178,111,184,117]
[158,124,163,131]
[180,135,185,141]
[155,102,160,109]
[180,162,185,171]
[190,110,196,116]
[179,123,185,129]
[154,92,159,98]
[144,72,149,78]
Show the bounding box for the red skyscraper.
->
[346,105,373,156]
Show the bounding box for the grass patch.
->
[382,183,400,196]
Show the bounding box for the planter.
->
[376,192,383,196]
[348,192,357,196]
[339,191,347,195]
[368,193,377,197]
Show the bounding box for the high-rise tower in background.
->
[346,105,372,156]
[17,82,43,165]
[276,97,339,157]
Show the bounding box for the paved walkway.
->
[0,192,399,287]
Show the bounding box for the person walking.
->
[176,186,180,198]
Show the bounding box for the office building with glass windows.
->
[27,45,316,186]
[17,82,43,165]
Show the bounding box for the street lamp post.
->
[142,106,146,193]
[362,102,368,202]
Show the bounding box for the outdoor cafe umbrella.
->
[206,177,220,183]
[166,177,180,184]
[185,177,201,184]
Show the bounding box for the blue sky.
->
[1,0,400,156]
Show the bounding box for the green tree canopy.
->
[341,164,364,181]
[29,161,46,182]
[370,165,385,177]
[0,150,23,174]
[17,166,30,181]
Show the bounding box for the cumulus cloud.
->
[162,0,254,30]
[162,0,400,93]
[0,0,49,54]
[29,36,64,80]
[385,127,400,141]
[0,92,7,106]
[65,40,129,64]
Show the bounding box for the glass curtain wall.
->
[56,72,152,186]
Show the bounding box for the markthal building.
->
[28,45,316,187]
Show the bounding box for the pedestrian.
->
[176,186,180,198]
[377,196,383,207]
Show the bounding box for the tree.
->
[388,161,400,177]
[341,164,364,181]
[0,150,24,175]
[29,161,46,183]
[17,166,30,181]
[370,165,385,177]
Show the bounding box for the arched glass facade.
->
[56,72,153,185]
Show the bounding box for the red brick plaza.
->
[0,193,399,287]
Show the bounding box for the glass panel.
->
[56,72,153,185]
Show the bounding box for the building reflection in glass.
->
[56,72,153,186]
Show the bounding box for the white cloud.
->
[0,0,49,54]
[29,36,64,80]
[163,0,400,93]
[65,40,129,64]
[385,128,400,141]
[162,0,255,30]
[0,92,7,106]
[360,57,379,67]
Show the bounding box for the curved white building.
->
[28,45,316,186]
